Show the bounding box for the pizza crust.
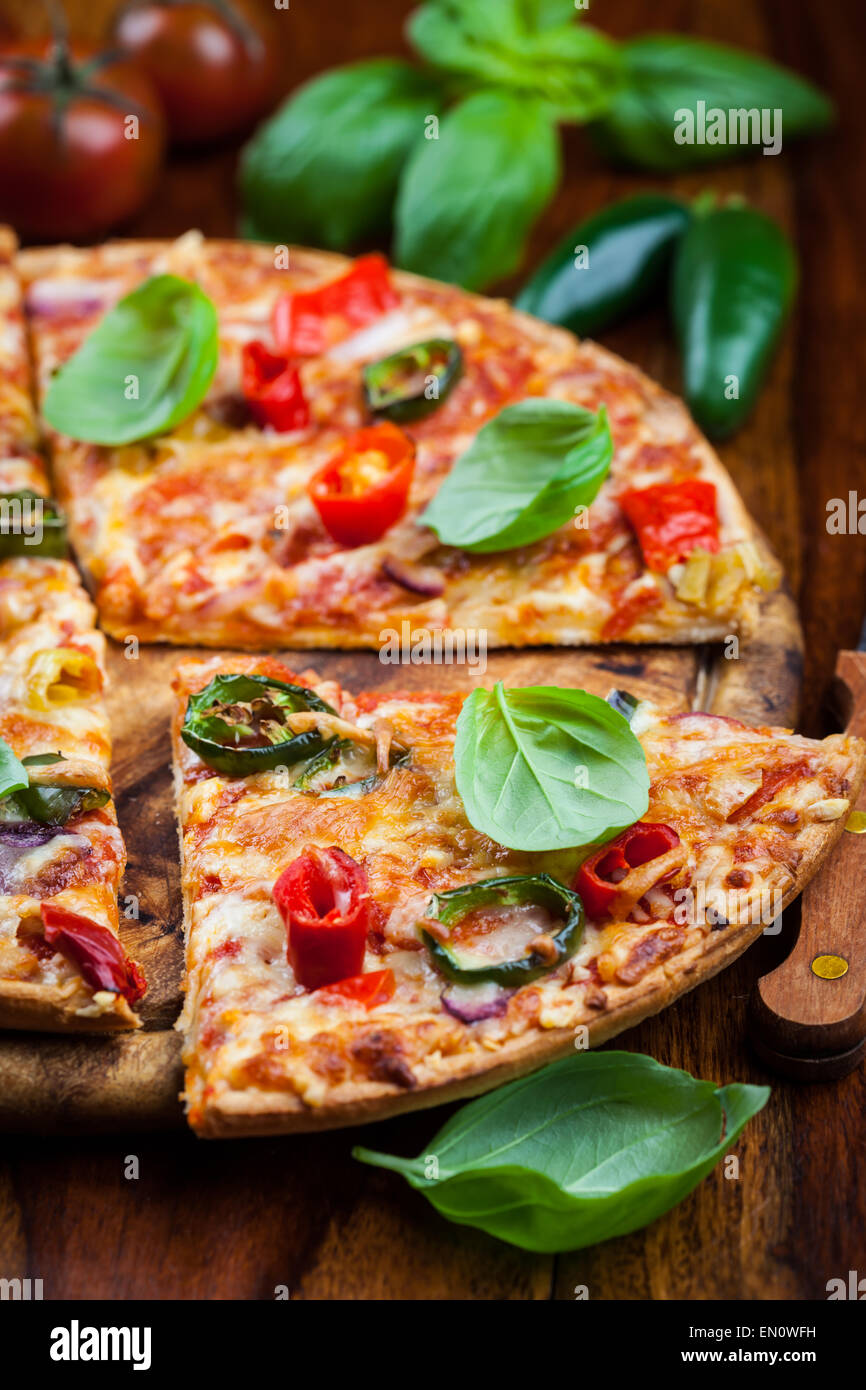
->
[195,786,860,1137]
[0,979,139,1032]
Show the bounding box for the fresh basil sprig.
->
[394,90,559,291]
[241,60,442,247]
[354,1051,770,1253]
[421,398,612,553]
[239,6,831,292]
[407,2,623,122]
[591,35,834,171]
[43,275,219,446]
[454,683,648,852]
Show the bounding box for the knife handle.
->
[750,650,866,1074]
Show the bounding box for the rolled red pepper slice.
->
[272,253,398,357]
[241,341,309,432]
[316,968,395,1010]
[273,845,370,990]
[575,822,681,920]
[40,903,147,1005]
[618,479,720,573]
[308,421,415,548]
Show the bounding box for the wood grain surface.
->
[0,0,864,1302]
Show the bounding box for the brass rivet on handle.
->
[811,954,849,980]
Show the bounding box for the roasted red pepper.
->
[40,903,146,1004]
[575,823,680,920]
[618,479,720,573]
[273,846,370,989]
[316,968,395,1010]
[241,341,309,432]
[272,253,398,357]
[308,421,415,548]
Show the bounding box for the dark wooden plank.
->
[0,0,861,1304]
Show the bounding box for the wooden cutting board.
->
[0,581,803,1133]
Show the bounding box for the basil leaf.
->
[0,736,28,800]
[354,1051,770,1253]
[420,398,612,552]
[394,90,559,290]
[21,752,65,767]
[591,35,834,170]
[454,682,648,852]
[407,4,622,121]
[240,60,442,248]
[43,275,219,446]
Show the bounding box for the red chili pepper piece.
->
[273,845,370,990]
[727,759,810,823]
[272,253,398,357]
[308,421,415,548]
[316,968,396,1010]
[241,340,309,432]
[40,903,147,1004]
[618,479,720,572]
[575,823,680,920]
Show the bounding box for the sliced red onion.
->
[382,554,445,597]
[441,980,512,1024]
[26,285,107,320]
[0,822,60,847]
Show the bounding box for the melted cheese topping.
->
[172,659,862,1128]
[18,236,770,651]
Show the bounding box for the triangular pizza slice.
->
[0,231,144,1032]
[171,657,864,1137]
[18,235,778,652]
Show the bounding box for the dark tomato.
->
[112,0,278,146]
[0,38,165,242]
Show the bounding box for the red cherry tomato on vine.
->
[112,0,278,146]
[0,37,165,241]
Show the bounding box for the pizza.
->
[0,230,144,1032]
[16,232,779,652]
[171,655,864,1137]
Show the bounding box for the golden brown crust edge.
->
[193,737,866,1137]
[0,980,139,1033]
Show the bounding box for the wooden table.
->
[1,0,865,1300]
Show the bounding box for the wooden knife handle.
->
[751,651,866,1062]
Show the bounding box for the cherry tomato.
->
[112,0,278,146]
[0,37,165,241]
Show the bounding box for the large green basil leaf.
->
[454,683,648,852]
[591,35,834,170]
[420,398,612,552]
[407,4,622,121]
[240,60,442,248]
[394,90,559,290]
[354,1051,770,1252]
[0,736,28,800]
[43,275,218,446]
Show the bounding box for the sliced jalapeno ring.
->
[0,490,67,559]
[0,783,109,826]
[295,737,411,797]
[181,672,338,776]
[419,873,584,988]
[362,338,462,422]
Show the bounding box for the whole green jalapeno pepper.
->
[514,192,691,337]
[671,203,797,439]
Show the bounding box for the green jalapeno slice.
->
[181,673,339,775]
[294,738,410,797]
[362,338,462,422]
[0,490,67,558]
[419,873,584,988]
[0,783,109,826]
